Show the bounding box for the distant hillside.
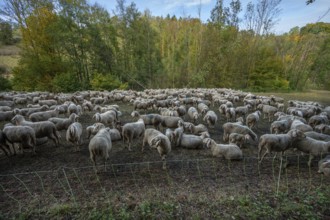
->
[0,45,20,78]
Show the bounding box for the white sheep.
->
[48,113,79,131]
[290,119,313,132]
[29,107,60,122]
[293,137,330,167]
[122,119,145,151]
[270,119,293,134]
[93,110,117,128]
[142,128,171,170]
[257,104,278,122]
[204,138,243,160]
[160,116,182,129]
[173,127,209,149]
[225,107,236,122]
[3,125,37,155]
[86,123,106,139]
[131,111,163,130]
[203,110,217,128]
[66,122,83,151]
[222,122,258,143]
[11,114,60,147]
[258,129,306,164]
[246,110,261,129]
[187,107,200,123]
[88,128,112,173]
[304,131,330,142]
[318,155,330,176]
[228,133,250,148]
[197,102,209,115]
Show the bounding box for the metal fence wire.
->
[0,155,328,218]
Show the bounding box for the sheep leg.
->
[259,148,269,164]
[161,154,167,170]
[308,154,314,167]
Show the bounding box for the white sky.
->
[90,0,330,34]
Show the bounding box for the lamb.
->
[11,115,60,147]
[66,122,83,151]
[93,110,117,128]
[3,125,37,155]
[187,107,200,123]
[203,110,217,128]
[29,107,60,122]
[173,127,209,149]
[88,128,112,173]
[48,113,79,131]
[318,155,330,176]
[142,128,171,169]
[257,104,278,122]
[183,122,208,135]
[246,110,261,129]
[222,122,258,142]
[228,133,250,148]
[131,110,162,130]
[203,138,243,160]
[122,118,145,151]
[293,137,330,167]
[86,123,106,139]
[258,129,306,164]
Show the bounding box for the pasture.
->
[0,89,330,219]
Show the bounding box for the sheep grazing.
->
[48,113,79,131]
[26,105,49,116]
[66,122,83,152]
[246,111,261,129]
[197,103,209,115]
[184,122,208,135]
[11,115,60,147]
[257,104,278,122]
[203,110,217,128]
[88,128,112,173]
[318,155,330,176]
[290,119,313,132]
[225,107,236,122]
[122,119,145,151]
[3,125,37,155]
[235,105,251,120]
[229,133,250,148]
[29,107,60,122]
[293,137,330,167]
[258,129,306,164]
[304,131,330,142]
[204,138,243,160]
[0,110,15,122]
[270,119,293,134]
[187,107,200,123]
[173,127,209,149]
[142,128,171,170]
[86,123,106,139]
[93,110,117,128]
[315,124,330,135]
[160,116,182,129]
[109,128,122,142]
[222,122,258,143]
[131,111,162,130]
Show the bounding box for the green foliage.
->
[0,76,12,91]
[91,73,128,91]
[0,21,13,45]
[52,72,82,92]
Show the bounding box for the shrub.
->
[52,72,82,92]
[91,73,128,91]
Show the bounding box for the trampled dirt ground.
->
[0,97,329,219]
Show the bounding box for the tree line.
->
[0,0,329,92]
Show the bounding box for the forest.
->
[0,0,329,92]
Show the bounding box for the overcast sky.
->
[90,0,330,34]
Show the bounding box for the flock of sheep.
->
[0,88,330,175]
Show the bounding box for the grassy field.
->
[0,45,20,76]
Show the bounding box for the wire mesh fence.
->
[0,154,328,218]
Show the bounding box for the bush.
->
[0,76,12,91]
[52,72,82,92]
[91,73,128,91]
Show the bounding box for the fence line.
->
[0,155,328,218]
